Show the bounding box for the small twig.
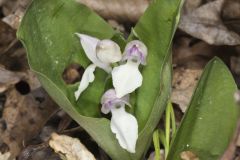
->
[60,126,83,134]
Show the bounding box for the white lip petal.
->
[110,106,138,153]
[74,64,96,100]
[112,61,143,98]
[76,33,111,72]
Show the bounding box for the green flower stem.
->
[153,129,161,160]
[153,102,176,159]
[165,102,171,157]
[169,102,176,137]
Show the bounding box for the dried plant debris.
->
[0,21,15,53]
[0,0,30,29]
[2,9,24,29]
[172,37,216,67]
[182,0,202,14]
[172,37,208,112]
[180,0,240,45]
[76,0,150,22]
[0,88,58,158]
[0,152,12,160]
[171,67,202,112]
[231,56,240,75]
[18,143,61,160]
[0,66,41,93]
[222,0,240,35]
[0,67,21,93]
[222,0,240,20]
[49,133,96,160]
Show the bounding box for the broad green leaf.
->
[130,0,183,158]
[132,0,184,130]
[167,58,239,160]
[17,0,182,159]
[18,1,130,159]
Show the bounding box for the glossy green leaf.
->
[17,0,182,159]
[131,0,184,130]
[167,58,239,160]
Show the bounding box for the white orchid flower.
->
[112,40,148,98]
[101,89,138,153]
[74,34,122,100]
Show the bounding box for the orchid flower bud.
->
[75,34,122,100]
[122,40,148,65]
[96,40,122,64]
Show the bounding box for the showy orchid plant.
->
[74,34,147,152]
[18,0,239,159]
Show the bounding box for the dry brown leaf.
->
[222,0,240,20]
[0,66,41,93]
[182,0,202,14]
[0,67,21,93]
[180,0,240,45]
[0,47,28,72]
[231,56,240,75]
[49,133,95,160]
[171,37,211,112]
[76,0,149,22]
[1,0,30,29]
[171,67,202,112]
[0,88,58,158]
[172,37,216,67]
[0,21,15,53]
[2,9,24,30]
[20,70,41,90]
[1,0,29,17]
[0,152,12,160]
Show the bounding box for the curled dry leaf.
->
[49,133,95,160]
[180,0,240,45]
[76,0,150,22]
